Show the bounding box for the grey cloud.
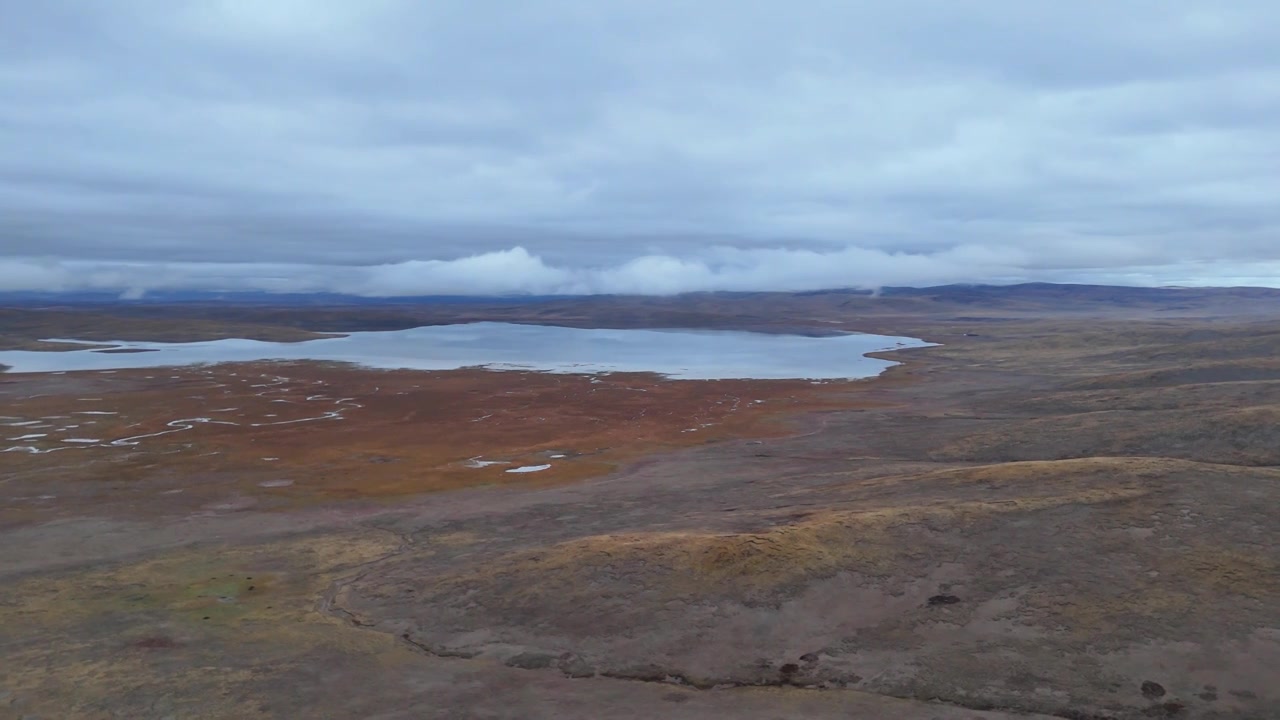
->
[2,1,1279,293]
[1,247,1274,300]
[0,247,1028,297]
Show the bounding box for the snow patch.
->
[505,464,552,474]
[465,457,509,468]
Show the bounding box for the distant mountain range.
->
[878,282,1280,304]
[3,283,1278,307]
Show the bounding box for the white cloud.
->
[351,248,572,296]
[3,244,1276,297]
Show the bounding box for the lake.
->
[0,322,931,380]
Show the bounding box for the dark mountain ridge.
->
[2,282,1276,308]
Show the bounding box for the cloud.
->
[2,244,1274,297]
[353,248,572,296]
[2,1,1279,290]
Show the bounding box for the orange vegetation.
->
[1,362,890,514]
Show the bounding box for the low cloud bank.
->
[345,245,1030,296]
[0,245,1272,298]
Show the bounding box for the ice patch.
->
[505,464,552,474]
[62,438,102,443]
[9,434,47,441]
[465,457,509,468]
[3,445,76,454]
[108,417,239,446]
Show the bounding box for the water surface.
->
[0,322,931,380]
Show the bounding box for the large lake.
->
[0,322,931,380]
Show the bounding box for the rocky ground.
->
[2,291,1278,719]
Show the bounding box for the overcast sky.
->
[3,1,1279,296]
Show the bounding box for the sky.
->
[2,1,1279,296]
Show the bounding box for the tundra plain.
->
[2,285,1278,720]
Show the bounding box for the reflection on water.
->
[0,322,931,380]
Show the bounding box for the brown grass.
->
[0,361,885,520]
